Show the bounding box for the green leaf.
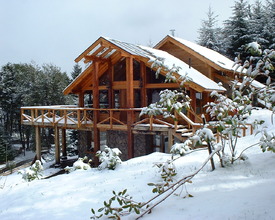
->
[134,207,140,214]
[91,208,95,214]
[147,183,155,186]
[122,189,127,195]
[98,207,104,212]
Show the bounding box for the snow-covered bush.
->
[148,159,177,194]
[18,160,43,182]
[96,146,122,170]
[259,130,275,153]
[140,89,191,118]
[170,142,191,156]
[64,156,91,173]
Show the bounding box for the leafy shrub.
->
[18,160,43,182]
[96,146,122,170]
[64,156,91,173]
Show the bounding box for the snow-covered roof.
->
[170,35,237,72]
[139,45,225,91]
[66,36,227,94]
[104,37,225,91]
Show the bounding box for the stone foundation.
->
[106,130,153,161]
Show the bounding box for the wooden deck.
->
[20,105,253,165]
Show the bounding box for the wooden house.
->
[21,35,254,164]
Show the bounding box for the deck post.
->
[168,128,173,152]
[35,126,41,161]
[54,126,60,165]
[61,129,67,159]
[93,61,100,163]
[126,56,134,158]
[140,62,147,107]
[127,110,134,158]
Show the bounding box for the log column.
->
[61,129,67,159]
[126,56,134,158]
[93,61,100,159]
[140,62,147,107]
[190,88,196,122]
[35,126,41,161]
[78,93,84,107]
[54,126,60,165]
[108,62,114,108]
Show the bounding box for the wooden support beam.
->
[93,61,100,162]
[140,62,147,107]
[127,110,134,158]
[54,126,60,165]
[126,56,134,158]
[61,129,67,159]
[78,93,84,107]
[190,88,196,121]
[84,55,110,63]
[108,62,114,108]
[126,56,134,108]
[35,126,41,161]
[168,128,173,153]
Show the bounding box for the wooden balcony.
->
[21,105,142,131]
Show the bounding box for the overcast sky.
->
[0,0,254,76]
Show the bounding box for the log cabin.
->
[21,35,258,165]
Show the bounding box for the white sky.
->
[0,0,254,75]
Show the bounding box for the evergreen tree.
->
[69,64,82,150]
[0,62,72,151]
[197,6,222,52]
[223,0,252,59]
[263,0,275,49]
[248,0,269,47]
[71,63,82,80]
[0,126,14,163]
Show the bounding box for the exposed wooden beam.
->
[35,126,41,161]
[54,126,60,165]
[84,55,110,63]
[93,61,100,156]
[140,61,147,107]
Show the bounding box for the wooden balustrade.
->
[21,106,142,131]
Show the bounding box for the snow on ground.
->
[0,109,274,220]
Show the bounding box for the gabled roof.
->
[64,36,225,95]
[155,35,265,89]
[155,35,240,73]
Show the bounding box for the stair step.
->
[176,128,190,133]
[181,132,193,137]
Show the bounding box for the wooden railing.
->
[21,105,141,130]
[21,105,253,141]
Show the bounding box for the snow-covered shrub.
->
[259,130,275,153]
[148,159,177,194]
[171,142,191,156]
[64,156,91,173]
[18,160,43,182]
[96,146,122,170]
[140,89,191,118]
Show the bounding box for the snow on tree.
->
[197,6,222,53]
[222,0,252,59]
[18,160,44,182]
[96,146,122,170]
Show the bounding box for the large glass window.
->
[114,58,126,81]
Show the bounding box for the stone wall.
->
[106,130,153,161]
